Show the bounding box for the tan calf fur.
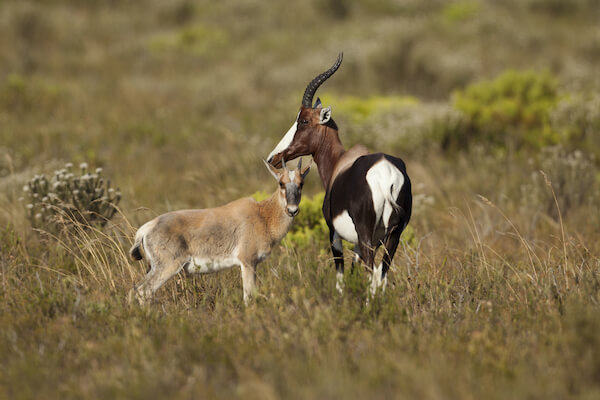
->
[128,160,311,305]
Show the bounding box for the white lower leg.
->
[336,271,344,294]
[241,264,256,305]
[369,262,384,297]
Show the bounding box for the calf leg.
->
[240,263,256,305]
[132,258,185,305]
[330,230,345,294]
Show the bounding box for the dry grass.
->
[1,0,600,399]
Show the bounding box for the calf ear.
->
[263,159,280,180]
[300,158,312,179]
[319,106,332,125]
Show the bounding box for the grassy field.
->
[1,0,600,398]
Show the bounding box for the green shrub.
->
[520,146,597,219]
[149,25,228,55]
[252,191,329,248]
[451,70,559,150]
[22,162,121,233]
[319,94,418,125]
[253,190,417,249]
[283,192,329,248]
[442,0,480,23]
[549,93,600,158]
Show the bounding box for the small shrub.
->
[283,192,329,248]
[442,0,480,23]
[252,191,328,248]
[319,94,418,125]
[520,146,597,218]
[22,162,121,233]
[451,70,559,150]
[149,25,228,55]
[549,93,600,158]
[253,190,417,249]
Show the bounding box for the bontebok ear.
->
[319,106,332,125]
[314,97,322,109]
[263,159,280,180]
[300,158,312,179]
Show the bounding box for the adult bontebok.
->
[267,53,412,296]
[128,159,311,305]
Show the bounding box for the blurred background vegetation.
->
[1,0,600,399]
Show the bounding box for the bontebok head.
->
[264,158,311,217]
[267,53,343,168]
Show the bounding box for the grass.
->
[1,0,600,398]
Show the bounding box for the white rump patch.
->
[365,159,404,230]
[187,248,241,274]
[267,112,300,161]
[333,210,359,244]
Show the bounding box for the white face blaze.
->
[267,112,300,162]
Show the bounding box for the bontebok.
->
[267,53,412,296]
[129,159,311,305]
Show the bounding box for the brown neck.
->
[312,126,346,189]
[258,191,293,243]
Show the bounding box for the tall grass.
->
[1,0,600,398]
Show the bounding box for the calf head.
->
[264,158,311,217]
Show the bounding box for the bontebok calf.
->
[129,159,311,305]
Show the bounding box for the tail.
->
[129,220,157,262]
[386,184,402,213]
[376,163,406,230]
[129,240,144,261]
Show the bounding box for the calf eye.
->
[279,182,285,188]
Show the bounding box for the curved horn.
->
[302,53,343,108]
[297,158,302,171]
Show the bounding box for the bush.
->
[22,162,121,233]
[549,93,600,158]
[451,70,559,150]
[253,190,418,250]
[520,146,597,219]
[252,191,329,248]
[283,192,329,248]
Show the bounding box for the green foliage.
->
[250,190,271,202]
[452,70,559,149]
[0,73,63,113]
[521,146,598,218]
[283,192,329,248]
[549,93,600,158]
[252,191,328,248]
[253,190,416,249]
[22,162,121,233]
[149,25,228,55]
[319,94,418,124]
[442,0,480,23]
